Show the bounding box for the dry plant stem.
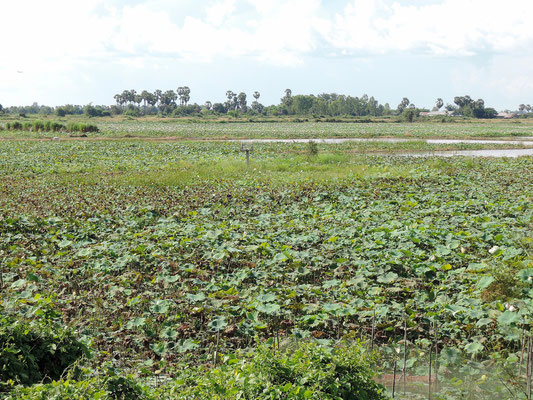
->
[214,330,220,367]
[428,343,433,400]
[434,320,439,385]
[520,322,526,377]
[526,336,533,400]
[371,309,376,353]
[403,315,408,391]
[392,356,397,399]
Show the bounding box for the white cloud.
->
[1,0,532,107]
[326,0,533,56]
[451,55,533,103]
[3,0,532,74]
[206,0,237,26]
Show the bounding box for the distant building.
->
[420,110,450,117]
[496,112,517,119]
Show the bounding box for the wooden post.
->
[240,143,253,166]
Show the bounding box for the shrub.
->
[159,341,389,399]
[0,317,89,388]
[8,122,22,130]
[307,140,319,157]
[2,342,387,399]
[32,120,45,132]
[51,122,64,132]
[106,376,147,400]
[65,123,99,133]
[3,378,106,399]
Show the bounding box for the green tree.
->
[237,92,247,111]
[282,88,293,108]
[397,97,410,113]
[84,104,98,117]
[177,86,191,106]
[154,90,162,107]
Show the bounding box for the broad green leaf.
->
[208,316,228,332]
[497,311,519,326]
[476,276,494,290]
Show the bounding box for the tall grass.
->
[3,120,99,133]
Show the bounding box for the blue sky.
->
[1,0,532,110]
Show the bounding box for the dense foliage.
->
[0,137,531,398]
[3,119,533,139]
[0,317,89,388]
[4,342,387,399]
[3,120,98,134]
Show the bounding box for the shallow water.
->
[399,148,533,158]
[234,137,533,157]
[235,137,533,146]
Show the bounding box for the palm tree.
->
[113,94,124,107]
[141,90,150,108]
[177,86,191,106]
[226,91,235,111]
[154,90,162,108]
[237,92,247,110]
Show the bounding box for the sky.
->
[1,0,532,111]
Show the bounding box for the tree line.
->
[1,90,532,119]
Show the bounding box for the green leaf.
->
[498,311,519,326]
[126,317,146,329]
[435,245,451,257]
[256,303,280,315]
[517,269,533,283]
[465,341,483,355]
[208,316,228,332]
[476,276,494,290]
[186,292,206,302]
[273,253,288,262]
[150,299,171,314]
[177,339,199,353]
[378,272,398,284]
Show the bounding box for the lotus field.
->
[2,118,533,139]
[0,130,532,399]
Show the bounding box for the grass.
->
[1,115,533,139]
[0,127,531,399]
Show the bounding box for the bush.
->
[307,140,319,157]
[159,341,389,399]
[3,378,106,399]
[0,317,89,388]
[402,109,416,122]
[32,120,45,132]
[65,123,99,134]
[2,342,388,399]
[106,376,147,400]
[7,122,22,130]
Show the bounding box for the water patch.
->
[235,137,533,146]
